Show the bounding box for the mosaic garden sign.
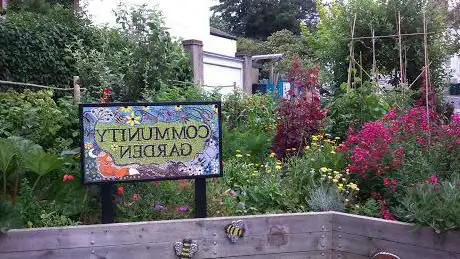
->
[80,102,222,184]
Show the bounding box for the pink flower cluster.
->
[342,106,460,220]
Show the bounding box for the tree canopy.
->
[211,0,317,39]
[305,0,450,90]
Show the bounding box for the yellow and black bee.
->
[371,252,401,259]
[224,220,246,243]
[174,239,198,259]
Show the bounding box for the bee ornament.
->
[224,220,246,243]
[173,239,198,259]
[371,252,401,259]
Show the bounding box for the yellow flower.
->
[332,179,339,183]
[348,183,358,190]
[305,146,310,150]
[328,175,333,179]
[335,137,340,140]
[120,106,132,112]
[320,167,328,173]
[338,183,344,188]
[275,165,282,170]
[342,178,347,182]
[330,150,336,154]
[276,161,283,165]
[269,152,276,157]
[126,112,141,126]
[333,170,339,174]
[325,133,331,137]
[175,105,182,111]
[235,154,243,158]
[236,149,241,153]
[312,136,319,141]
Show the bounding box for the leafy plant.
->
[0,90,77,151]
[307,184,345,212]
[395,176,460,233]
[24,150,63,191]
[357,198,380,218]
[272,58,326,158]
[0,198,23,232]
[326,83,389,138]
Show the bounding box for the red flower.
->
[131,193,139,201]
[116,186,124,195]
[430,175,438,184]
[63,174,74,181]
[383,178,390,186]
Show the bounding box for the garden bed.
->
[1,212,459,259]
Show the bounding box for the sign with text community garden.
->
[80,102,222,184]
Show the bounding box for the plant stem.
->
[32,175,42,193]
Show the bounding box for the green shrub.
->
[395,176,460,233]
[307,184,345,212]
[68,5,192,101]
[0,198,23,232]
[0,90,77,151]
[326,83,389,138]
[0,5,99,87]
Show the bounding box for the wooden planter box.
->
[0,212,458,258]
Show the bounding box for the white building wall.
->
[203,53,243,95]
[204,35,237,57]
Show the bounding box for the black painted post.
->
[194,178,207,218]
[101,183,115,224]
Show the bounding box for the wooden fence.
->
[0,212,459,259]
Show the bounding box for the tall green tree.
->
[305,0,449,90]
[211,0,317,39]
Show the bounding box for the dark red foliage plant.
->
[272,57,326,158]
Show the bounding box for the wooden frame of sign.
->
[79,101,222,222]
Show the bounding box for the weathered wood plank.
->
[333,231,460,259]
[222,251,331,259]
[332,212,460,253]
[330,251,368,259]
[0,232,330,259]
[0,213,331,254]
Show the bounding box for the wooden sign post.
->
[79,102,222,223]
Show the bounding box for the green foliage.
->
[116,181,194,222]
[305,0,449,89]
[0,198,23,232]
[17,179,79,228]
[69,5,192,101]
[358,198,380,218]
[0,90,77,151]
[237,30,311,76]
[221,92,277,162]
[0,5,99,87]
[222,127,273,163]
[326,83,389,138]
[149,85,218,102]
[395,176,460,233]
[221,158,292,214]
[307,184,345,212]
[211,0,316,39]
